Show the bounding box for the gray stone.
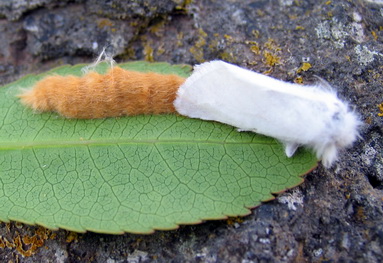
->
[0,0,382,262]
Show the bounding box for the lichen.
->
[294,76,304,84]
[0,225,55,257]
[143,40,155,62]
[297,62,312,73]
[189,28,208,62]
[372,31,378,41]
[260,39,282,67]
[378,103,383,117]
[226,217,244,226]
[263,50,281,67]
[66,231,79,243]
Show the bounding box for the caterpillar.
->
[18,60,360,167]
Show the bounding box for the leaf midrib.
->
[0,138,277,150]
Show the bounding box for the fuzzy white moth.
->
[174,60,360,167]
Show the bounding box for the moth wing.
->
[175,60,360,166]
[175,61,326,141]
[175,60,284,128]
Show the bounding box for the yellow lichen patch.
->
[226,216,245,226]
[156,43,166,56]
[175,0,192,12]
[378,103,383,117]
[224,34,234,42]
[325,0,332,4]
[252,29,260,39]
[66,232,79,243]
[263,50,281,67]
[208,37,220,51]
[294,0,302,6]
[143,42,155,62]
[148,20,166,37]
[294,76,304,84]
[297,62,312,73]
[50,232,57,240]
[264,39,282,52]
[176,32,184,47]
[295,25,305,30]
[189,28,208,62]
[250,45,260,55]
[219,51,235,62]
[243,38,283,68]
[97,18,114,29]
[372,31,378,41]
[355,206,367,222]
[256,9,265,17]
[0,237,5,248]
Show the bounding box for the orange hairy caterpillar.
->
[19,66,186,119]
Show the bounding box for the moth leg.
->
[284,142,299,157]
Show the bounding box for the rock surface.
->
[0,0,382,262]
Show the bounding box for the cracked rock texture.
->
[0,0,382,262]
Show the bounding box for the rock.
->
[0,0,82,21]
[0,0,382,262]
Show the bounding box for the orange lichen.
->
[19,67,186,119]
[226,216,244,226]
[97,18,114,29]
[66,232,79,243]
[0,226,52,257]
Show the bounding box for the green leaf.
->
[0,61,317,234]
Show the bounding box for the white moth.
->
[174,60,360,168]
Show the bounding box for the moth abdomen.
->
[19,67,186,119]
